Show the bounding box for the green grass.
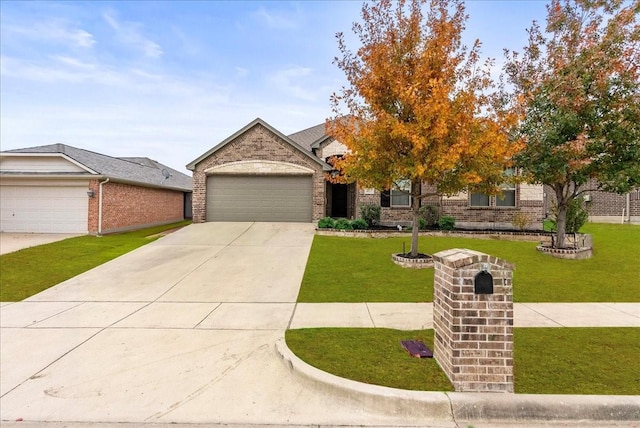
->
[298,223,640,303]
[0,220,191,301]
[514,328,640,394]
[285,328,454,391]
[297,236,434,302]
[286,327,640,395]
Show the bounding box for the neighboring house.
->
[0,144,192,234]
[544,181,640,224]
[189,118,545,229]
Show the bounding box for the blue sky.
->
[1,1,549,174]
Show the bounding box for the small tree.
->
[549,197,589,235]
[329,0,522,257]
[504,0,640,248]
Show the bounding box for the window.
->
[497,169,516,207]
[470,169,516,208]
[470,193,490,207]
[496,186,516,207]
[391,180,411,208]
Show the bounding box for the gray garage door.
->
[206,175,312,222]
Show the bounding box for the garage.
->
[206,175,312,222]
[0,185,88,233]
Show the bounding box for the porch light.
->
[87,190,95,198]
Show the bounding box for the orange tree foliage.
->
[504,0,640,248]
[328,0,522,256]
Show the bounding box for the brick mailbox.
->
[432,248,514,393]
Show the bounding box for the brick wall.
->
[355,185,544,229]
[191,123,326,222]
[441,199,544,230]
[545,181,640,223]
[432,249,514,393]
[88,180,184,234]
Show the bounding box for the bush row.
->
[317,215,456,231]
[318,217,368,230]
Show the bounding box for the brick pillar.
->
[432,248,514,393]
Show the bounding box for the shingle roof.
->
[287,122,327,151]
[2,144,192,191]
[186,118,331,171]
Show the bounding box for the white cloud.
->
[269,66,316,101]
[103,11,163,59]
[235,66,249,78]
[253,6,301,30]
[53,55,96,70]
[2,20,95,48]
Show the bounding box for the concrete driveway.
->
[0,222,441,426]
[0,233,81,255]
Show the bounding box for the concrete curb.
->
[275,339,455,422]
[275,339,640,423]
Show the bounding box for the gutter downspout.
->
[626,192,631,223]
[98,178,110,236]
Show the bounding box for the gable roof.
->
[186,118,331,171]
[1,143,191,191]
[287,122,327,151]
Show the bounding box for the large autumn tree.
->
[328,0,521,257]
[504,0,640,248]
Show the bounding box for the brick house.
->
[544,181,640,224]
[189,118,545,229]
[0,144,192,234]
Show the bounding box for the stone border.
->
[537,245,593,259]
[391,253,434,269]
[275,338,640,422]
[317,228,555,242]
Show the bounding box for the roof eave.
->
[186,118,331,171]
[0,152,99,175]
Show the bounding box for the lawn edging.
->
[275,338,640,422]
[316,228,555,242]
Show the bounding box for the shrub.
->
[512,211,533,231]
[334,218,354,230]
[419,217,428,230]
[351,218,368,230]
[360,204,381,227]
[318,217,335,229]
[438,216,455,231]
[419,204,440,228]
[549,197,589,234]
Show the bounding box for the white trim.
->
[390,180,411,208]
[0,152,99,174]
[205,160,315,176]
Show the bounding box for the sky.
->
[0,1,550,174]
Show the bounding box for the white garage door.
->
[0,185,88,233]
[206,175,312,222]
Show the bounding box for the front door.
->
[331,183,348,217]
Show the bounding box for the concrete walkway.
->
[1,222,639,427]
[290,302,640,329]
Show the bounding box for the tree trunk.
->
[554,187,569,249]
[410,180,421,257]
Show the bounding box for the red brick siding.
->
[88,179,100,233]
[191,124,326,222]
[544,181,640,221]
[356,184,543,229]
[88,181,184,234]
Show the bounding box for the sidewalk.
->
[289,302,640,330]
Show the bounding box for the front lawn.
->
[0,220,191,302]
[298,223,640,302]
[286,327,640,395]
